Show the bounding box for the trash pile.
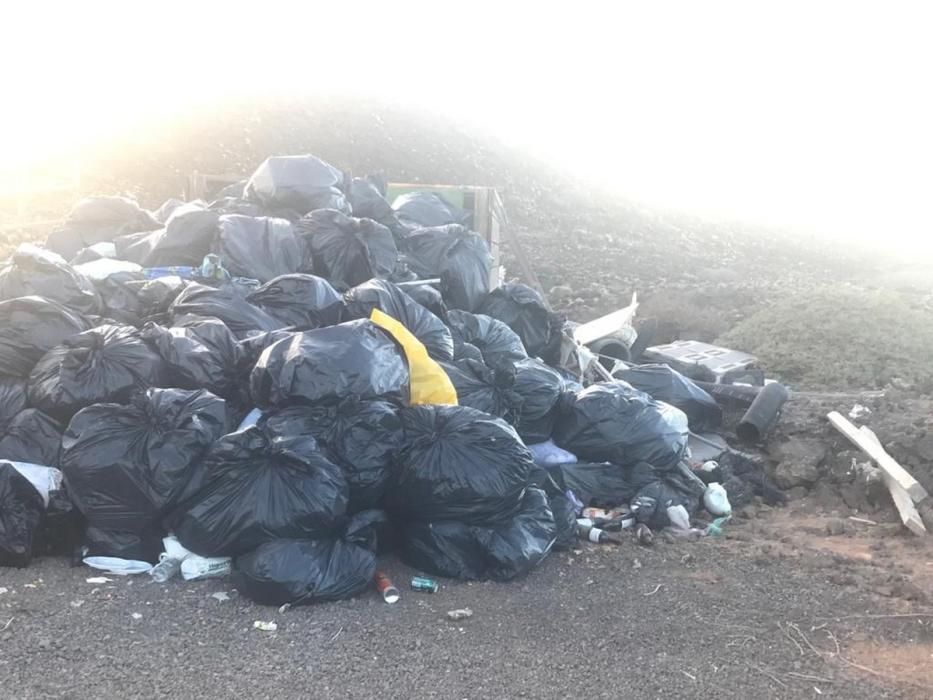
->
[0,154,786,605]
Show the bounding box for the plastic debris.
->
[446,608,474,621]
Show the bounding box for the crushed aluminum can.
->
[410,576,439,593]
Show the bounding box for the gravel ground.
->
[3,515,932,699]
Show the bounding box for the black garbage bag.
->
[388,405,534,523]
[614,364,723,431]
[115,207,220,267]
[235,329,296,379]
[0,462,45,567]
[250,320,409,409]
[245,155,348,216]
[392,191,471,229]
[45,196,160,260]
[169,283,283,338]
[401,225,491,312]
[136,275,191,322]
[401,488,555,581]
[142,318,241,400]
[208,197,263,216]
[214,180,249,200]
[630,473,704,530]
[541,461,658,508]
[715,451,786,507]
[173,427,348,557]
[440,358,523,423]
[553,382,689,469]
[152,198,186,224]
[446,310,527,369]
[0,244,102,315]
[261,398,404,513]
[479,283,562,362]
[0,297,92,377]
[212,214,310,283]
[28,324,167,421]
[61,388,227,561]
[548,492,579,551]
[35,483,82,559]
[92,269,149,325]
[403,283,447,318]
[0,410,63,466]
[454,341,485,363]
[342,279,454,361]
[0,378,28,433]
[246,273,342,328]
[296,209,398,289]
[513,358,564,443]
[32,476,82,559]
[233,510,385,606]
[349,175,404,234]
[69,243,115,265]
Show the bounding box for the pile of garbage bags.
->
[0,152,776,607]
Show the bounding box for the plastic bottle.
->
[180,555,232,581]
[150,556,182,583]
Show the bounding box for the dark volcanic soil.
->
[3,514,933,700]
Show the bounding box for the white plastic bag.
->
[703,482,732,516]
[6,461,63,508]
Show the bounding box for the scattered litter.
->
[848,404,871,420]
[1,617,13,631]
[211,592,230,602]
[83,557,152,576]
[375,572,400,604]
[703,483,732,516]
[643,584,663,597]
[446,608,474,621]
[410,576,440,594]
[131,612,143,620]
[23,583,37,589]
[635,523,655,547]
[705,516,732,538]
[70,599,84,608]
[85,577,112,584]
[848,516,878,526]
[0,587,7,594]
[253,621,277,632]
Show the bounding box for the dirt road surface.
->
[3,510,932,699]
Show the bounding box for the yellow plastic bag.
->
[370,308,458,406]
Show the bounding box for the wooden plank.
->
[859,426,927,535]
[828,411,928,502]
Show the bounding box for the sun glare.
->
[3,1,931,250]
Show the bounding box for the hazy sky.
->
[4,2,931,251]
